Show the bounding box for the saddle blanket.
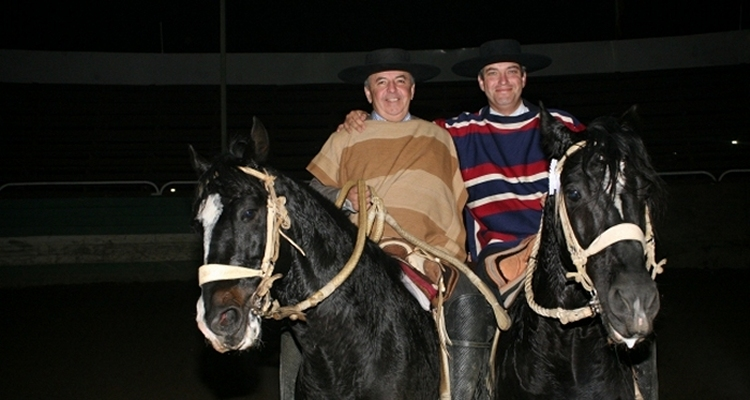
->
[481,235,536,309]
[382,235,537,311]
[381,238,460,311]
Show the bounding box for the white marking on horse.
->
[236,314,263,351]
[611,324,640,349]
[632,297,649,332]
[195,296,220,346]
[198,193,223,263]
[603,162,627,219]
[614,161,626,218]
[611,297,649,349]
[195,296,263,352]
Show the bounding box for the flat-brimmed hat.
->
[451,39,551,77]
[338,48,441,84]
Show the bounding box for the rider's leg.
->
[445,274,496,400]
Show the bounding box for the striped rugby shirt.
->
[436,101,584,265]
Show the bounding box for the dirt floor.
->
[1,268,748,400]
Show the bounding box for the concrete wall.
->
[0,196,202,287]
[2,31,749,86]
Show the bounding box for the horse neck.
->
[273,178,367,302]
[278,180,426,344]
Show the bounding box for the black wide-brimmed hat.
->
[338,48,441,84]
[451,39,552,77]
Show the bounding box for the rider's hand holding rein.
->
[346,184,372,212]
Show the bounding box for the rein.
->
[197,167,371,322]
[524,141,666,324]
[336,180,512,331]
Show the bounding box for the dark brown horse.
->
[496,106,665,399]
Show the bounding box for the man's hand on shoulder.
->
[336,110,368,133]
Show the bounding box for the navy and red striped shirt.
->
[436,102,584,265]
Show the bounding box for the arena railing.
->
[0,180,198,196]
[1,170,748,196]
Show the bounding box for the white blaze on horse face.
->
[615,161,626,218]
[198,193,223,263]
[603,162,627,219]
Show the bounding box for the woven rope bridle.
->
[197,167,374,322]
[524,141,666,324]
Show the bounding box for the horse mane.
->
[579,112,667,222]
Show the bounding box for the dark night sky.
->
[0,1,747,53]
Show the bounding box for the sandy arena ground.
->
[1,268,748,400]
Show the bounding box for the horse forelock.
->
[581,117,665,217]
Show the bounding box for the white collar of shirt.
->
[489,103,529,117]
[370,111,412,122]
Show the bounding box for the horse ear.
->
[539,102,576,159]
[619,104,642,132]
[189,145,210,176]
[250,116,270,164]
[227,116,271,163]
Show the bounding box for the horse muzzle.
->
[602,272,660,348]
[196,293,262,353]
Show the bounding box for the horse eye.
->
[241,209,256,221]
[566,189,582,202]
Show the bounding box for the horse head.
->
[539,104,665,348]
[190,118,280,353]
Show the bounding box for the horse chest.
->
[500,309,636,399]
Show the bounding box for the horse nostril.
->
[213,308,239,331]
[613,289,631,313]
[647,290,660,312]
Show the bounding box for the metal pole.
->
[220,0,227,152]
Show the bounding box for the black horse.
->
[191,119,440,399]
[495,106,665,399]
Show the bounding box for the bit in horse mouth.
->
[608,324,642,349]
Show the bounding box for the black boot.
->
[445,276,496,400]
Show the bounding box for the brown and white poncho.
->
[307,119,467,261]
